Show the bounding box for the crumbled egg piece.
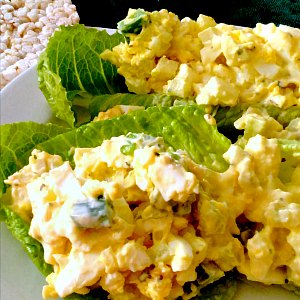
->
[93,105,144,122]
[101,9,300,109]
[4,149,63,222]
[5,118,300,299]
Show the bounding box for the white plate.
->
[0,43,299,300]
[0,64,57,125]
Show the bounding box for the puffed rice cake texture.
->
[0,0,80,89]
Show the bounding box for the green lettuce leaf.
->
[37,25,128,127]
[38,105,231,172]
[90,94,300,145]
[0,206,53,276]
[278,139,300,156]
[89,92,196,118]
[214,104,300,141]
[0,122,69,196]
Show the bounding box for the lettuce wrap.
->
[1,105,237,299]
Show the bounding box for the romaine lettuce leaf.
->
[90,94,300,144]
[0,122,69,196]
[214,104,300,138]
[278,139,300,156]
[37,25,128,127]
[266,105,300,127]
[0,206,53,276]
[89,92,196,118]
[37,105,231,172]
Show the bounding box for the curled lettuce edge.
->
[37,25,128,127]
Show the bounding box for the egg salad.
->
[101,8,300,108]
[4,107,300,300]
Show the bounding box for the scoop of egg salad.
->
[101,8,300,109]
[4,107,300,300]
